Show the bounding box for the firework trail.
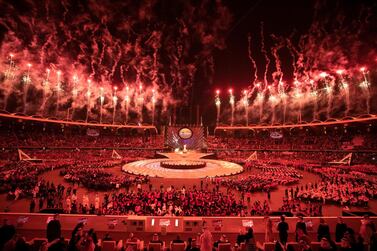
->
[247,34,258,85]
[260,22,271,89]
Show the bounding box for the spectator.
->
[150,233,163,245]
[4,235,31,251]
[0,219,16,250]
[336,217,347,242]
[245,237,257,251]
[47,214,61,243]
[41,237,67,251]
[295,216,307,242]
[68,223,84,251]
[126,233,138,243]
[277,215,289,244]
[214,234,229,249]
[265,217,273,242]
[317,218,330,241]
[359,215,376,244]
[199,227,213,251]
[339,237,352,251]
[185,238,199,251]
[297,239,312,251]
[236,229,246,245]
[319,237,336,251]
[274,240,287,251]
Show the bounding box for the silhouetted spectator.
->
[317,218,330,241]
[335,217,347,242]
[47,214,61,242]
[277,215,289,244]
[295,216,307,241]
[0,219,16,250]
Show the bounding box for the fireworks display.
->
[0,0,231,124]
[0,1,376,126]
[214,1,377,126]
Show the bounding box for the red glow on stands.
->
[319,72,328,78]
[336,69,344,75]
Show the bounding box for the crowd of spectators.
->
[295,167,377,207]
[0,121,163,149]
[0,161,69,201]
[278,199,323,216]
[248,200,271,216]
[208,126,377,151]
[61,166,148,191]
[101,187,245,216]
[218,165,301,195]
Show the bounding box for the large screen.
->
[165,126,205,150]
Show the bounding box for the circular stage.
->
[122,158,243,178]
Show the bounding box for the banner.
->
[159,219,171,226]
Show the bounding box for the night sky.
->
[0,0,376,125]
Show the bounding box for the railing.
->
[0,213,374,235]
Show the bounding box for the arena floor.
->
[1,165,376,216]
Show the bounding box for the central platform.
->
[122,151,243,178]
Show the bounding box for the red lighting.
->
[228,88,233,94]
[216,89,220,95]
[360,67,366,72]
[319,72,327,78]
[336,69,344,75]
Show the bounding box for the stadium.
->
[0,1,377,251]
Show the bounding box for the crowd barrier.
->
[1,213,374,235]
